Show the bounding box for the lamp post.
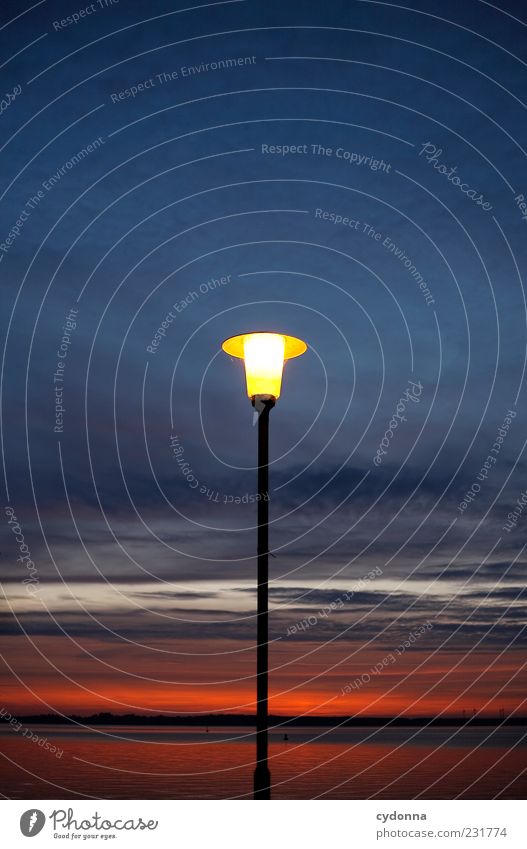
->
[221,332,307,800]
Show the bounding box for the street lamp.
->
[221,331,307,800]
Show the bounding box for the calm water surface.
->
[1,724,525,799]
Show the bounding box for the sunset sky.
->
[1,0,526,719]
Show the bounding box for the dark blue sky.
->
[1,0,526,716]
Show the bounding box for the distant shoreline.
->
[6,713,525,728]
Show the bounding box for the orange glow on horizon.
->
[2,637,525,718]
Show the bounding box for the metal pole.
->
[253,394,274,799]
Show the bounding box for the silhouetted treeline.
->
[11,712,526,728]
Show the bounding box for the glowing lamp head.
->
[222,331,307,400]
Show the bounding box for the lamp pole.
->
[253,394,274,799]
[221,331,307,802]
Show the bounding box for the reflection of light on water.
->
[1,725,525,800]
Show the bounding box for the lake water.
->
[1,724,525,799]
